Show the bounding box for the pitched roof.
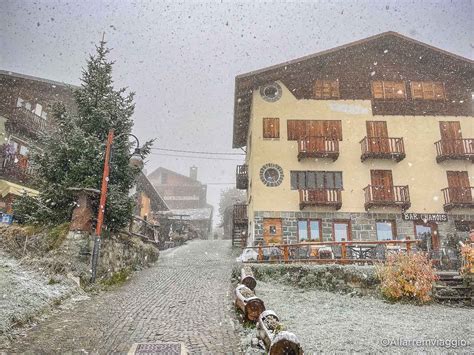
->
[136,172,169,211]
[0,69,79,89]
[232,31,474,148]
[147,166,203,186]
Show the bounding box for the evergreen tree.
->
[15,40,152,231]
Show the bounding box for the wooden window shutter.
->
[411,81,423,99]
[331,80,340,98]
[371,81,384,99]
[263,118,279,139]
[313,81,323,98]
[411,81,445,100]
[324,120,342,140]
[313,80,340,99]
[287,120,297,140]
[423,82,435,100]
[433,82,445,100]
[297,120,308,139]
[287,120,307,140]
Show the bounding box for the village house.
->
[232,32,473,251]
[148,166,213,238]
[0,70,76,214]
[133,171,169,221]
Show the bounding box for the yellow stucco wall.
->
[246,81,473,224]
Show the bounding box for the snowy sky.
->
[1,0,473,226]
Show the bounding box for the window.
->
[263,118,280,139]
[371,81,406,99]
[376,221,396,240]
[16,97,24,107]
[161,173,168,184]
[313,80,340,99]
[333,221,351,241]
[260,82,282,102]
[298,219,322,242]
[290,171,343,190]
[287,120,342,140]
[410,81,445,100]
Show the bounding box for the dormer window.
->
[410,81,445,100]
[313,80,340,99]
[371,81,406,99]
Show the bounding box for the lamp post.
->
[90,129,143,282]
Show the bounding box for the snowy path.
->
[2,240,240,353]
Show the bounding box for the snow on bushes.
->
[376,253,438,304]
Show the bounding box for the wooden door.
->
[263,218,283,245]
[366,121,389,153]
[371,170,394,201]
[447,171,471,203]
[439,121,463,154]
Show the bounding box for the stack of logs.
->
[234,266,304,354]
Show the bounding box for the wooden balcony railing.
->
[297,136,339,161]
[233,204,248,223]
[299,188,342,210]
[5,107,49,139]
[434,139,474,163]
[364,185,410,211]
[442,187,474,211]
[0,153,34,185]
[244,239,420,264]
[236,164,248,189]
[360,136,405,162]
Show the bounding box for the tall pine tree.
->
[15,40,152,231]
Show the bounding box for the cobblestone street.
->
[3,240,240,354]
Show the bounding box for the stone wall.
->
[253,211,473,245]
[0,226,159,286]
[234,263,378,296]
[62,231,160,284]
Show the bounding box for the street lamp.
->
[90,129,144,282]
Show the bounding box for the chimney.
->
[189,166,198,180]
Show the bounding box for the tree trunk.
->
[234,284,265,322]
[241,266,257,290]
[257,310,304,355]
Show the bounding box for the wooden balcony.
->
[5,107,48,140]
[236,164,248,189]
[434,139,474,163]
[360,137,405,162]
[364,185,411,211]
[233,204,248,224]
[297,136,339,162]
[442,187,474,211]
[0,153,34,185]
[299,189,342,210]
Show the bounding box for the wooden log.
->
[241,266,257,290]
[234,284,265,322]
[257,310,304,355]
[270,331,304,355]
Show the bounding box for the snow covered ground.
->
[0,251,82,345]
[248,280,473,353]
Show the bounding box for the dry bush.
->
[375,253,437,304]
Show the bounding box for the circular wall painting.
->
[259,82,282,102]
[260,163,284,187]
